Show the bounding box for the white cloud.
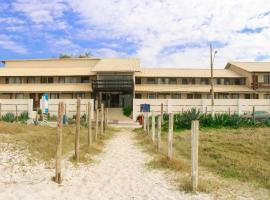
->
[67,0,270,67]
[0,34,27,54]
[12,0,68,24]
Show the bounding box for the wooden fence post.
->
[0,103,2,119]
[105,108,108,128]
[75,98,81,162]
[147,112,150,135]
[88,102,92,146]
[143,112,147,132]
[157,115,161,152]
[161,103,164,125]
[252,106,255,123]
[167,113,174,160]
[101,104,104,135]
[55,102,64,184]
[151,111,155,142]
[191,120,199,192]
[95,104,99,141]
[15,105,18,120]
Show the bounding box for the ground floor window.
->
[74,93,86,99]
[187,93,202,99]
[147,93,156,99]
[171,93,181,99]
[230,93,240,99]
[50,93,59,99]
[15,93,24,99]
[264,94,270,99]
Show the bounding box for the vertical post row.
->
[157,115,161,152]
[191,120,199,192]
[151,111,155,142]
[75,97,81,162]
[88,102,92,146]
[167,113,174,160]
[101,103,104,135]
[55,102,64,184]
[252,106,255,123]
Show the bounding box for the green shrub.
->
[123,107,132,117]
[2,112,16,123]
[18,111,29,123]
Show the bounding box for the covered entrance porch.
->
[101,92,132,108]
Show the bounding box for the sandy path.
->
[0,129,210,200]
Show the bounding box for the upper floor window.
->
[6,77,21,84]
[147,78,156,84]
[65,77,77,83]
[230,93,239,99]
[27,77,36,83]
[158,78,167,84]
[182,78,188,85]
[169,78,177,84]
[264,75,270,84]
[135,78,141,84]
[15,93,24,99]
[200,78,209,85]
[41,77,53,83]
[81,76,90,83]
[50,93,59,99]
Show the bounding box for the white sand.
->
[0,129,211,200]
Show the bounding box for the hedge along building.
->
[0,58,269,110]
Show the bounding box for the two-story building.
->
[0,58,269,110]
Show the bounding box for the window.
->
[171,93,181,99]
[169,78,177,84]
[50,93,59,99]
[194,93,202,99]
[158,78,167,84]
[75,93,85,99]
[147,78,156,84]
[264,75,270,84]
[135,94,142,99]
[217,93,229,99]
[81,76,90,83]
[187,93,193,99]
[182,78,188,85]
[217,78,224,85]
[15,93,24,99]
[230,93,239,99]
[264,94,270,99]
[148,93,156,99]
[65,77,77,83]
[190,78,196,84]
[224,79,230,85]
[59,77,65,83]
[135,78,141,84]
[27,77,35,83]
[7,77,21,84]
[244,94,251,99]
[200,78,209,85]
[48,77,54,83]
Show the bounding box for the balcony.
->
[92,80,134,92]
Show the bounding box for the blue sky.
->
[0,0,270,68]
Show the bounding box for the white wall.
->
[40,99,94,119]
[0,99,33,116]
[133,99,270,120]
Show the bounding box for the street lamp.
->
[210,44,218,117]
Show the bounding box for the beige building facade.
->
[0,58,269,110]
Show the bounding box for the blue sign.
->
[140,104,150,112]
[43,93,49,113]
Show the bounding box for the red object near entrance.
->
[137,115,143,125]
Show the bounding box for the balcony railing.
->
[92,80,134,92]
[252,82,270,89]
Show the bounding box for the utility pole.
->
[210,44,217,118]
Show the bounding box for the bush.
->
[123,107,132,117]
[164,107,270,130]
[18,111,29,123]
[2,112,16,123]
